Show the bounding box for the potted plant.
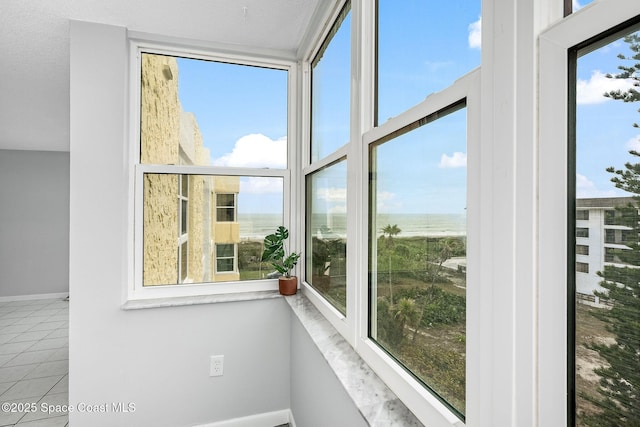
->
[262,226,301,295]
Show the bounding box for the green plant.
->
[261,226,300,278]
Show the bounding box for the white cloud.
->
[576,173,617,199]
[439,152,467,168]
[316,187,347,202]
[240,176,282,194]
[213,134,286,168]
[573,0,583,11]
[576,70,634,105]
[376,191,400,212]
[625,135,640,151]
[468,17,481,49]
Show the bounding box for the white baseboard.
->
[0,292,69,303]
[195,409,295,427]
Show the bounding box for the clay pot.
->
[279,276,298,295]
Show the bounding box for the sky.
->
[172,1,640,219]
[175,2,482,217]
[576,28,640,200]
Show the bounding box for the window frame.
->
[539,2,640,424]
[215,193,237,223]
[359,69,481,427]
[127,42,298,301]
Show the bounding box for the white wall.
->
[0,149,69,298]
[289,313,368,427]
[69,21,290,426]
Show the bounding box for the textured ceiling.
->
[0,0,325,152]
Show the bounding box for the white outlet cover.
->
[210,355,224,377]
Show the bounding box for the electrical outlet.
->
[210,355,224,377]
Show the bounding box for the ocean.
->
[239,213,466,240]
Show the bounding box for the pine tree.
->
[581,33,640,427]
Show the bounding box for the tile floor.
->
[0,298,69,427]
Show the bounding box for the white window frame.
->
[216,193,237,223]
[300,0,480,424]
[539,1,640,424]
[215,243,237,274]
[127,41,298,301]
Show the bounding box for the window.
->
[575,262,589,273]
[576,209,589,220]
[576,244,589,255]
[134,51,292,295]
[305,1,351,317]
[368,102,468,417]
[576,227,589,238]
[216,243,236,273]
[306,159,348,315]
[572,25,640,425]
[310,1,351,163]
[216,194,236,222]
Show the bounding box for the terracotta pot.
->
[278,276,298,295]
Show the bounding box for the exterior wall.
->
[575,197,635,297]
[140,54,240,285]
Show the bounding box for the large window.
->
[135,52,291,293]
[305,1,351,316]
[572,25,640,426]
[368,103,467,418]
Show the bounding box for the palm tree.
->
[393,297,419,343]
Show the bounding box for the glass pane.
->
[217,194,235,207]
[216,208,234,222]
[216,258,234,273]
[140,53,288,168]
[311,2,351,162]
[369,104,467,417]
[574,28,640,426]
[143,173,284,286]
[572,0,595,13]
[306,160,348,315]
[217,244,234,258]
[376,1,480,125]
[180,199,188,235]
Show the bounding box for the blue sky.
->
[576,30,640,200]
[175,3,481,217]
[175,1,639,217]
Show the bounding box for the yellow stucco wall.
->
[141,53,240,286]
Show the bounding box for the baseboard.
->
[195,409,294,427]
[0,292,69,302]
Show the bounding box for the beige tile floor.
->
[0,298,69,427]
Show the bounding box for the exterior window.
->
[376,0,480,125]
[369,102,467,417]
[576,227,589,238]
[575,262,589,273]
[137,52,288,289]
[216,243,236,273]
[576,209,589,220]
[306,159,347,315]
[310,1,351,163]
[216,194,236,222]
[572,26,640,426]
[576,244,589,255]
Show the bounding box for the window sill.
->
[284,292,424,426]
[121,290,282,310]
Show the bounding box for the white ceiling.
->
[0,0,326,152]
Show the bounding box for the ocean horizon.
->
[238,213,466,240]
